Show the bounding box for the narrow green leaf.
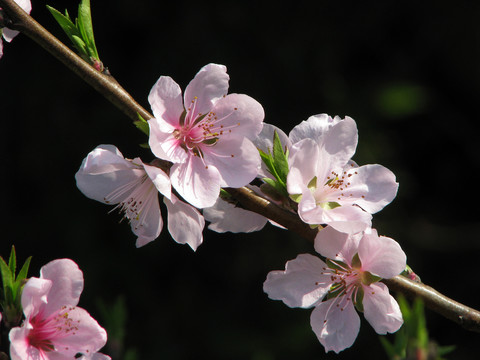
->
[271,130,289,184]
[258,148,276,177]
[46,5,79,41]
[8,246,16,276]
[379,336,397,358]
[77,0,99,59]
[0,256,13,293]
[15,256,31,284]
[71,35,88,56]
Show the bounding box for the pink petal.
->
[358,231,406,279]
[263,254,331,308]
[209,93,264,140]
[130,190,162,248]
[321,117,358,167]
[39,259,84,316]
[184,64,229,117]
[148,117,187,163]
[142,161,172,199]
[203,197,268,233]
[2,28,20,43]
[311,298,360,353]
[51,307,107,358]
[362,282,403,334]
[202,137,260,188]
[169,157,221,208]
[287,138,320,195]
[344,164,399,214]
[20,277,52,319]
[148,76,184,127]
[9,326,31,360]
[289,114,340,144]
[164,194,205,251]
[322,206,372,234]
[314,226,362,264]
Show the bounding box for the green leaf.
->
[258,148,276,178]
[46,6,79,41]
[77,0,99,59]
[71,34,88,55]
[0,255,13,297]
[134,113,150,136]
[8,246,16,277]
[271,130,289,184]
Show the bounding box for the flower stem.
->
[2,0,480,334]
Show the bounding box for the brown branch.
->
[2,0,480,333]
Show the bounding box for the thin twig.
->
[2,0,480,333]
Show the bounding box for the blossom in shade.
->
[9,259,107,360]
[203,192,268,233]
[263,226,406,353]
[148,63,264,209]
[286,114,398,233]
[0,0,32,58]
[75,145,204,250]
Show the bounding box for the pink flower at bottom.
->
[263,226,406,353]
[9,259,107,360]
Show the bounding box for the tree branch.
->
[2,0,480,333]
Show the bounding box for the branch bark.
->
[2,0,480,333]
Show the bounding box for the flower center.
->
[27,307,79,353]
[175,96,240,159]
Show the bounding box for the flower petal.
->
[39,259,84,316]
[184,64,229,117]
[130,188,162,248]
[209,93,264,140]
[203,137,260,188]
[289,114,340,144]
[164,194,204,251]
[311,298,360,353]
[203,197,268,233]
[148,75,184,127]
[358,230,406,279]
[142,161,172,199]
[314,226,362,263]
[20,277,52,319]
[51,307,107,358]
[263,254,331,308]
[362,282,403,334]
[148,117,187,163]
[287,138,320,195]
[345,164,399,214]
[9,326,32,360]
[170,157,221,208]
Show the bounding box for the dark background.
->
[2,0,480,359]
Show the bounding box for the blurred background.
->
[2,0,480,358]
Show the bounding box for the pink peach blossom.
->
[148,63,264,208]
[263,226,406,353]
[286,114,398,233]
[9,259,107,360]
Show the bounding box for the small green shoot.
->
[47,0,103,71]
[0,246,32,328]
[258,130,290,197]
